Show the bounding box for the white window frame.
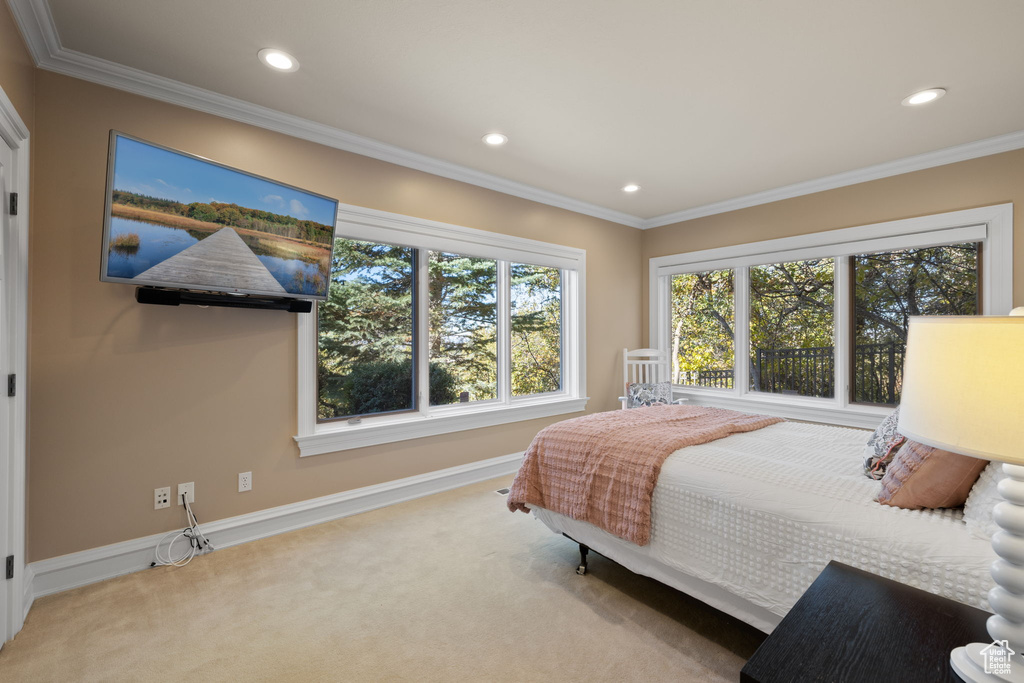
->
[649,204,1013,429]
[295,203,588,456]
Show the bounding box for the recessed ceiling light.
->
[622,184,641,193]
[902,88,946,106]
[482,133,508,146]
[258,48,299,73]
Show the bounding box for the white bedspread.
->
[530,421,995,623]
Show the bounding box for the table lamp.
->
[899,309,1024,682]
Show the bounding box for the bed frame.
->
[564,534,591,575]
[539,510,784,633]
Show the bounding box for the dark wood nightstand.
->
[741,561,990,683]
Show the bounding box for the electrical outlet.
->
[177,482,195,505]
[238,472,252,492]
[154,486,170,509]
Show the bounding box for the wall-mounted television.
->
[100,131,338,302]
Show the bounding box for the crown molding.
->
[5,0,644,229]
[5,0,59,62]
[10,0,1024,232]
[642,128,1024,229]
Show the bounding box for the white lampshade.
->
[898,313,1024,465]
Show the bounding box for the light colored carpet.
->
[0,476,764,682]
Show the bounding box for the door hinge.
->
[5,555,12,580]
[7,374,14,397]
[8,192,17,216]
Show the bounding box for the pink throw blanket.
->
[507,405,783,546]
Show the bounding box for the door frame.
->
[0,82,30,645]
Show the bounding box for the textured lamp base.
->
[955,463,1024,682]
[951,644,1024,682]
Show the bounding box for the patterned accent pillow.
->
[863,435,906,480]
[877,439,988,509]
[862,406,901,477]
[963,461,1004,540]
[625,381,672,408]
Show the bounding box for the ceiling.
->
[19,0,1024,226]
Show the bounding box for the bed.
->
[510,410,996,634]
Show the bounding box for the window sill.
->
[674,387,891,430]
[294,396,590,457]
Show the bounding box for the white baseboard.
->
[26,452,523,601]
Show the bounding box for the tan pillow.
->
[877,439,987,509]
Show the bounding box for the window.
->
[649,204,1011,428]
[852,243,979,405]
[429,252,498,405]
[749,259,835,398]
[317,240,416,420]
[511,264,563,396]
[297,204,587,455]
[670,269,734,388]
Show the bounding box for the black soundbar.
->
[135,287,313,313]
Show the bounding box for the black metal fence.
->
[852,341,903,405]
[679,341,903,405]
[754,346,835,398]
[679,369,734,389]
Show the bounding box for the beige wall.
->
[19,35,1024,563]
[28,71,642,561]
[641,149,1024,339]
[0,3,34,131]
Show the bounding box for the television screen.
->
[100,131,338,300]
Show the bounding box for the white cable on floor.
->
[151,493,213,568]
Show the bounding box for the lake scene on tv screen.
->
[104,135,337,297]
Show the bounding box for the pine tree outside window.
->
[428,252,498,405]
[296,203,586,456]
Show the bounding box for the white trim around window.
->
[295,203,588,457]
[649,203,1014,429]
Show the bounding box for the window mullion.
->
[298,306,318,431]
[734,266,750,396]
[497,261,511,403]
[659,274,671,352]
[834,256,851,409]
[560,268,578,397]
[559,268,569,395]
[416,249,431,416]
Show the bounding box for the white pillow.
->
[963,461,1005,540]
